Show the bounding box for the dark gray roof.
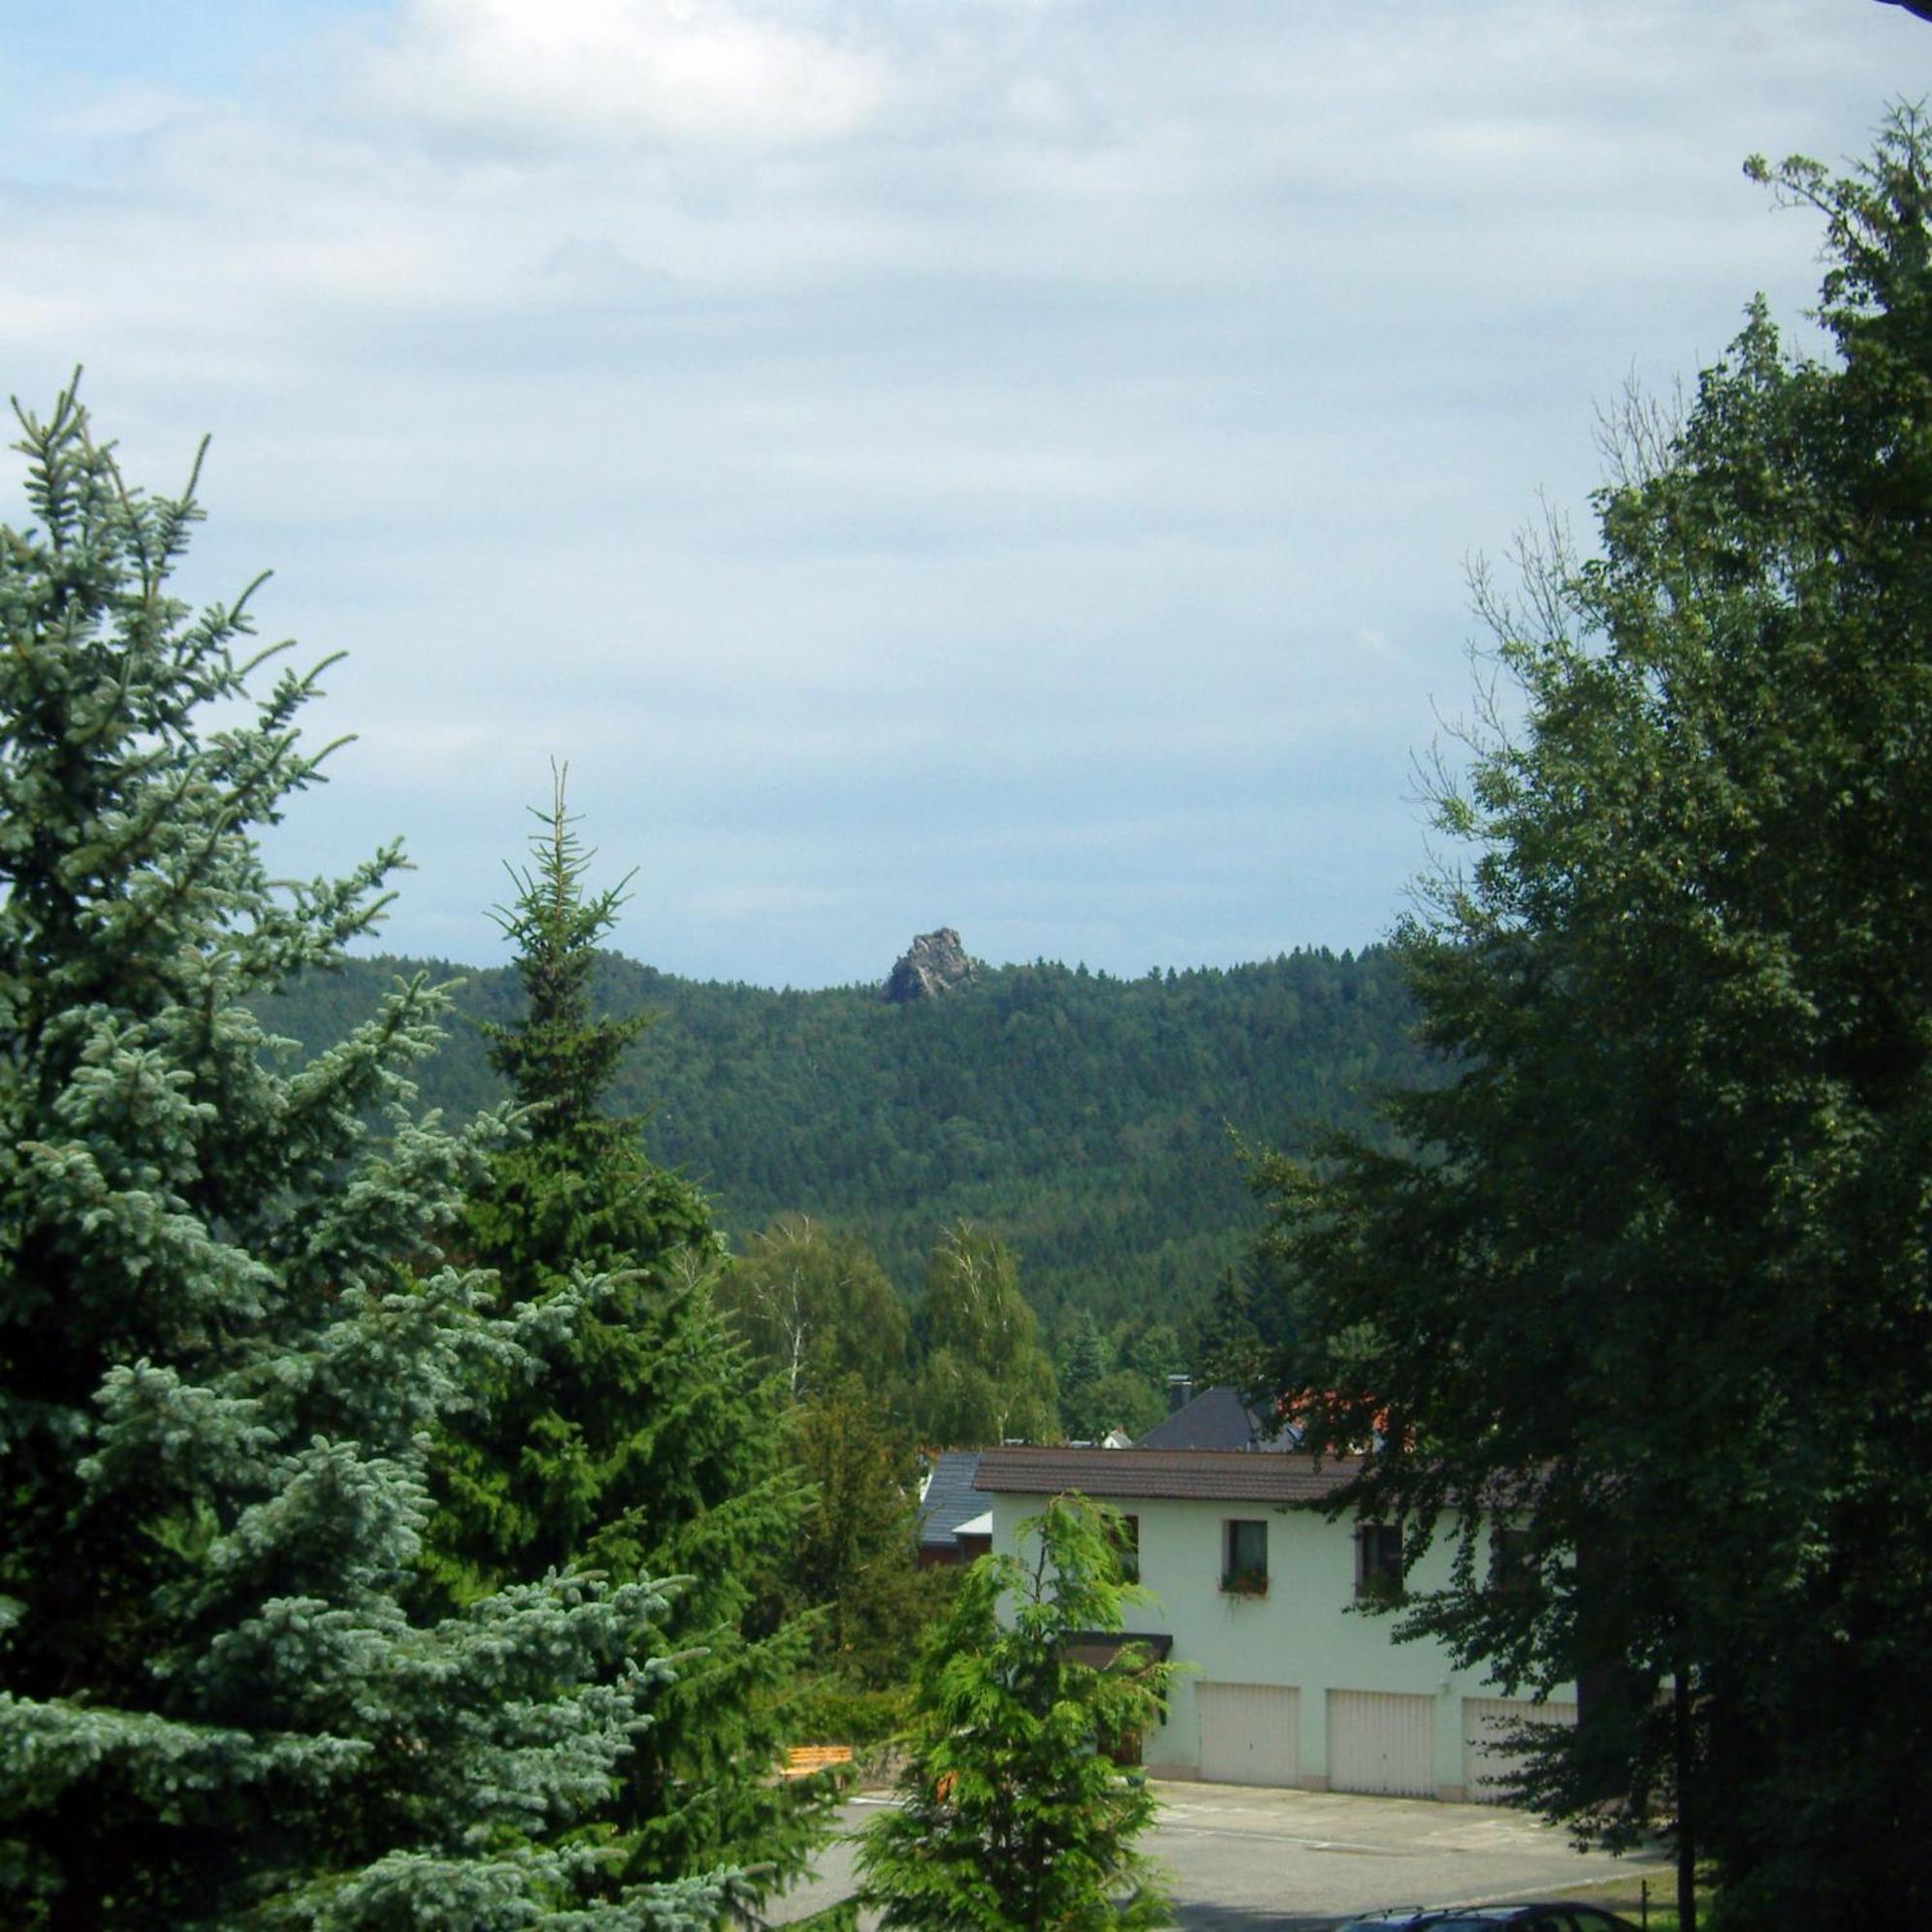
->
[918,1451,987,1548]
[974,1445,1359,1504]
[1135,1384,1296,1452]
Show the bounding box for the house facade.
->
[974,1445,1574,1803]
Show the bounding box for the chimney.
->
[1166,1373,1194,1415]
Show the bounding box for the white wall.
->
[985,1490,1574,1800]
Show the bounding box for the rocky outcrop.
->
[885,928,978,1004]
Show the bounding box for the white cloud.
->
[1,0,1919,983]
[361,0,890,150]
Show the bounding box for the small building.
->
[917,1451,991,1568]
[974,1445,1574,1802]
[1135,1380,1294,1452]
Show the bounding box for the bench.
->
[781,1745,854,1780]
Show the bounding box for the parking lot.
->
[771,1781,1666,1929]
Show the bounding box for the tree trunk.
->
[1675,1668,1696,1932]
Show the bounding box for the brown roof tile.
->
[973,1446,1362,1504]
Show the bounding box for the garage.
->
[1197,1681,1301,1787]
[1327,1690,1435,1797]
[1462,1696,1577,1804]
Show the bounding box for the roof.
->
[1134,1384,1296,1452]
[974,1445,1361,1504]
[918,1451,987,1548]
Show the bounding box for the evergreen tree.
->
[855,1495,1172,1930]
[1188,1268,1263,1394]
[424,779,828,1896]
[1253,113,1932,1931]
[1058,1311,1110,1441]
[0,388,724,1926]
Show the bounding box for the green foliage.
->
[1188,1267,1267,1394]
[1083,1368,1166,1443]
[1058,1312,1111,1441]
[909,1224,1059,1446]
[255,943,1428,1335]
[0,389,725,1925]
[1118,1320,1183,1388]
[779,1375,933,1690]
[1252,112,1932,1932]
[716,1215,909,1406]
[789,1903,861,1932]
[856,1496,1173,1931]
[421,782,828,1897]
[783,1680,913,1749]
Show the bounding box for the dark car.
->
[1336,1907,1640,1932]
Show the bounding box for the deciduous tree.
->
[1253,112,1932,1932]
[909,1224,1058,1447]
[780,1374,930,1690]
[716,1215,908,1407]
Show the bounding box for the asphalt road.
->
[768,1781,1666,1929]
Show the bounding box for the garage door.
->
[1462,1696,1577,1805]
[1197,1682,1300,1787]
[1327,1690,1434,1797]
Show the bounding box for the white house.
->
[974,1445,1575,1803]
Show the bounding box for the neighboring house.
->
[917,1450,992,1568]
[1135,1380,1296,1452]
[974,1445,1575,1803]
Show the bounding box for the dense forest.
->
[258,941,1431,1338]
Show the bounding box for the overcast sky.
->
[2,3,1921,985]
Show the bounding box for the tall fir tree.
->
[1057,1310,1109,1442]
[0,387,725,1927]
[425,777,829,1897]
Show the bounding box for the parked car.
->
[1336,1906,1640,1932]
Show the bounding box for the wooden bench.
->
[781,1745,853,1779]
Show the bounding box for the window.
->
[1356,1522,1403,1602]
[1103,1510,1141,1584]
[1489,1526,1533,1600]
[1222,1518,1268,1595]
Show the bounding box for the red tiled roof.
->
[973,1445,1362,1504]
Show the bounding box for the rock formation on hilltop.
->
[885,928,978,1004]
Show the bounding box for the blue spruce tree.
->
[0,385,726,1927]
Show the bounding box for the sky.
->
[1,2,1923,987]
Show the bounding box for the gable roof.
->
[1134,1383,1294,1452]
[974,1445,1360,1505]
[918,1450,987,1549]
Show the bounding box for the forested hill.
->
[258,945,1429,1333]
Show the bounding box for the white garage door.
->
[1462,1697,1577,1805]
[1197,1682,1300,1787]
[1327,1690,1435,1797]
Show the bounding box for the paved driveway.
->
[770,1781,1665,1929]
[1143,1783,1661,1928]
